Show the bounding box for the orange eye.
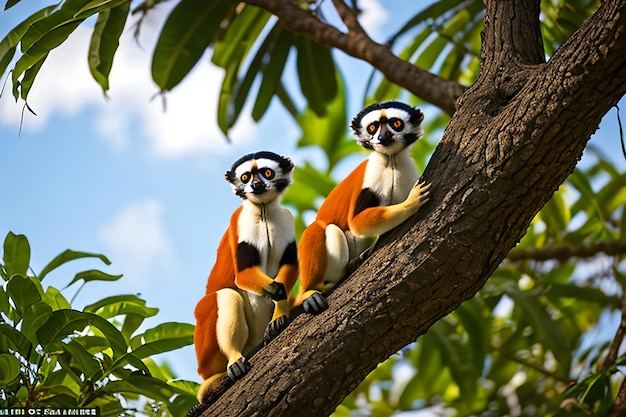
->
[390,118,404,131]
[367,122,378,135]
[262,168,275,179]
[240,173,250,183]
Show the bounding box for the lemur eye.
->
[261,168,275,179]
[389,118,404,131]
[240,172,251,183]
[366,122,379,135]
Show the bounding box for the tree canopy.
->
[2,0,626,416]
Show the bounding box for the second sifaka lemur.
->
[294,101,431,314]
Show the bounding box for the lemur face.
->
[350,101,424,155]
[225,151,294,204]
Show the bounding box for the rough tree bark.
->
[195,1,626,416]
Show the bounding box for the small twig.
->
[495,347,569,382]
[507,241,626,263]
[616,104,626,161]
[599,292,626,372]
[331,0,367,35]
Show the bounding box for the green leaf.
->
[83,294,155,316]
[66,269,123,287]
[99,374,177,402]
[86,298,158,321]
[453,298,490,378]
[0,353,21,388]
[387,0,473,43]
[211,5,271,69]
[282,162,338,213]
[57,339,104,381]
[151,0,237,91]
[252,28,293,121]
[17,53,48,101]
[44,286,72,311]
[11,0,91,100]
[597,173,626,220]
[540,186,570,238]
[507,287,571,375]
[74,0,130,20]
[295,36,337,116]
[4,0,23,10]
[130,322,194,359]
[88,2,130,94]
[0,322,33,356]
[37,310,127,359]
[2,232,30,279]
[295,72,354,169]
[39,249,112,281]
[220,22,282,134]
[568,169,605,223]
[6,274,43,316]
[121,314,147,341]
[21,301,54,345]
[0,5,56,78]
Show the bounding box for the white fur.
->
[215,289,250,364]
[237,200,295,277]
[363,147,419,206]
[324,224,349,284]
[234,199,294,343]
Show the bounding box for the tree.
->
[2,0,626,416]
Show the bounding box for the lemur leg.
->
[297,221,349,314]
[297,220,328,313]
[214,288,251,381]
[324,223,350,284]
[194,293,228,402]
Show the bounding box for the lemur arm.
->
[233,242,288,300]
[222,207,281,298]
[272,241,298,319]
[348,181,430,237]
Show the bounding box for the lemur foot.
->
[227,357,251,381]
[303,291,328,315]
[408,180,431,208]
[264,315,289,344]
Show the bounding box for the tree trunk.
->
[196,1,626,415]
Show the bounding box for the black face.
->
[225,151,294,203]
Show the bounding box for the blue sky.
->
[1,0,625,386]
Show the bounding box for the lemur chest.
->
[237,202,294,277]
[362,151,419,205]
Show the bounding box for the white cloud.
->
[98,199,174,285]
[0,5,256,157]
[357,0,390,40]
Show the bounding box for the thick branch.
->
[244,0,464,114]
[196,1,626,416]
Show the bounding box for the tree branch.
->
[244,0,465,114]
[507,241,626,263]
[195,1,626,415]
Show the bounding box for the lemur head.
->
[225,151,294,204]
[350,101,424,155]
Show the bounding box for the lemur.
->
[295,101,430,314]
[194,151,298,402]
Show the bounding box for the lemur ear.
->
[280,156,295,173]
[411,107,425,125]
[225,170,236,184]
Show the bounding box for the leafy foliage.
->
[0,232,198,416]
